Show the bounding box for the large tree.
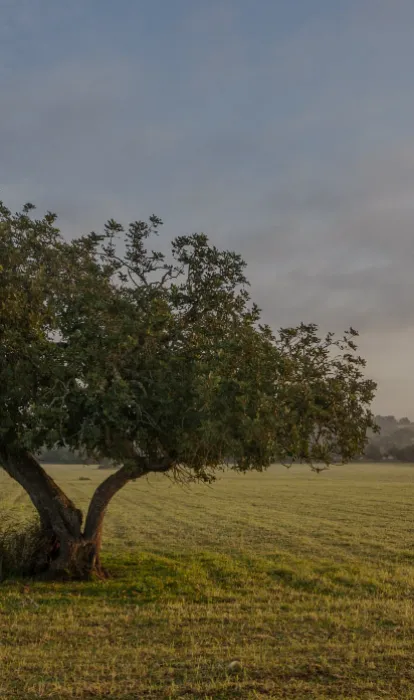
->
[0,201,377,579]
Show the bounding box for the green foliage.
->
[0,200,378,479]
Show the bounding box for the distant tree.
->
[364,443,382,462]
[388,444,414,462]
[39,446,92,464]
[374,415,398,434]
[0,201,378,580]
[399,417,411,426]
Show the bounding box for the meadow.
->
[1,462,414,699]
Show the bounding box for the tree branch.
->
[83,454,172,543]
[0,445,83,538]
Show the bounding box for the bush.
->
[0,515,49,581]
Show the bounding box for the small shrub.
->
[0,515,49,581]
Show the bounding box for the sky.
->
[1,0,414,416]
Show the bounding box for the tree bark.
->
[84,465,145,543]
[0,445,88,577]
[83,456,172,574]
[0,445,82,539]
[81,465,145,576]
[0,445,172,580]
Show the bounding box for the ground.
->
[1,462,414,699]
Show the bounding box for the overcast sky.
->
[1,0,414,416]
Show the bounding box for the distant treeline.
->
[38,447,93,464]
[39,415,414,465]
[363,415,414,462]
[39,446,114,468]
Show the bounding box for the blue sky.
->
[2,0,414,414]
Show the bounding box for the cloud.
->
[1,0,414,415]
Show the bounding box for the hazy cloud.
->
[1,0,414,414]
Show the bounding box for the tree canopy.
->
[0,200,378,578]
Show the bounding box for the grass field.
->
[2,462,414,699]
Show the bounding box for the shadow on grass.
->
[264,556,383,597]
[0,548,391,609]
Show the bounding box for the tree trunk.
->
[0,445,96,579]
[46,535,103,580]
[83,457,172,568]
[0,446,83,539]
[0,446,171,580]
[83,464,146,575]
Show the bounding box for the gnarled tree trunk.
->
[83,465,144,574]
[0,446,171,580]
[0,445,92,578]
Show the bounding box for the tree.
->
[0,201,378,579]
[364,442,383,462]
[388,444,414,462]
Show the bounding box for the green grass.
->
[2,462,414,698]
